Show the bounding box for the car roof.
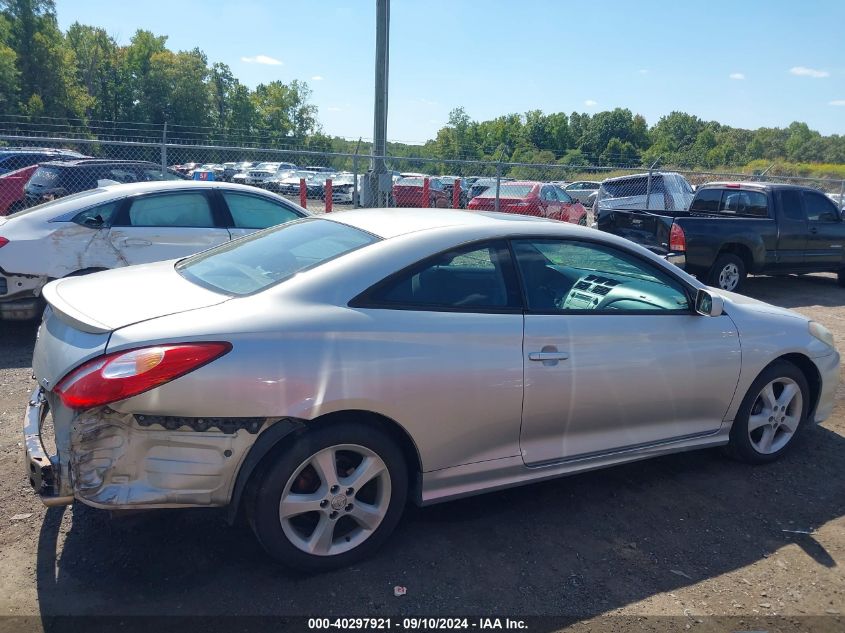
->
[324,208,557,239]
[38,158,164,168]
[698,181,820,192]
[7,181,301,221]
[602,171,682,183]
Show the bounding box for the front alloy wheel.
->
[728,361,809,464]
[249,422,407,571]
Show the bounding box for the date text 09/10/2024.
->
[307,618,528,630]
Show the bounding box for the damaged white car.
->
[0,180,306,319]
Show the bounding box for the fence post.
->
[494,163,502,213]
[645,158,659,211]
[325,179,333,213]
[300,178,307,209]
[160,121,167,176]
[422,177,430,208]
[453,178,461,209]
[352,156,359,208]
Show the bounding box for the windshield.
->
[254,163,279,170]
[177,218,380,296]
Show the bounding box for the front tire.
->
[709,253,746,292]
[727,361,809,464]
[249,422,407,571]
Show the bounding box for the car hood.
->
[715,287,807,321]
[42,260,230,334]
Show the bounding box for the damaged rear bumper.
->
[23,385,271,510]
[23,387,73,506]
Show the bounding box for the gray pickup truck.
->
[596,181,845,292]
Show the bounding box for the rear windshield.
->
[690,188,769,217]
[7,188,106,219]
[601,176,661,198]
[27,166,65,189]
[176,218,379,296]
[396,177,424,186]
[479,184,534,198]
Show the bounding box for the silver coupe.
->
[24,209,840,570]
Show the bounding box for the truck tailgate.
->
[596,209,675,255]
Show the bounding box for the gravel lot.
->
[0,273,843,630]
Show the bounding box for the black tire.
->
[577,215,587,226]
[709,253,747,292]
[727,360,809,464]
[249,422,407,571]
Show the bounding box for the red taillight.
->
[725,183,741,188]
[54,342,232,410]
[669,223,686,252]
[0,237,8,248]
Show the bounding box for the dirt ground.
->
[0,273,843,631]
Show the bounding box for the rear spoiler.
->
[41,281,111,334]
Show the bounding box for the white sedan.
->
[0,181,307,319]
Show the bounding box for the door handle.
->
[528,352,569,361]
[120,238,152,247]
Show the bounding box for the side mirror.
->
[695,289,724,317]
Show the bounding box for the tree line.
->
[1,0,843,181]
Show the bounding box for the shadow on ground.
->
[34,424,843,619]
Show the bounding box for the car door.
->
[350,240,525,469]
[108,190,229,265]
[539,185,562,219]
[555,186,581,223]
[802,189,845,270]
[512,238,741,465]
[222,191,305,239]
[774,189,808,270]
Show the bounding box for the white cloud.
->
[638,69,649,75]
[584,99,597,107]
[789,66,829,78]
[326,106,342,112]
[241,55,283,66]
[830,100,845,106]
[312,75,324,81]
[729,72,745,80]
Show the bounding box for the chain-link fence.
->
[1,122,844,220]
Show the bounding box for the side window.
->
[125,192,215,227]
[690,189,722,212]
[804,191,840,223]
[512,239,690,313]
[555,187,574,203]
[223,192,301,229]
[72,200,121,227]
[780,190,805,222]
[366,242,519,310]
[540,186,557,202]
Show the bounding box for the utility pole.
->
[371,0,390,207]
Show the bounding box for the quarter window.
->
[367,242,518,310]
[72,200,120,227]
[512,239,690,313]
[126,192,215,227]
[223,192,300,229]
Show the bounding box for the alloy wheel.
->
[279,444,392,556]
[718,263,740,291]
[747,377,802,455]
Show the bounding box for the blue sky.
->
[57,1,845,143]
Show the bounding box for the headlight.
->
[809,321,835,348]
